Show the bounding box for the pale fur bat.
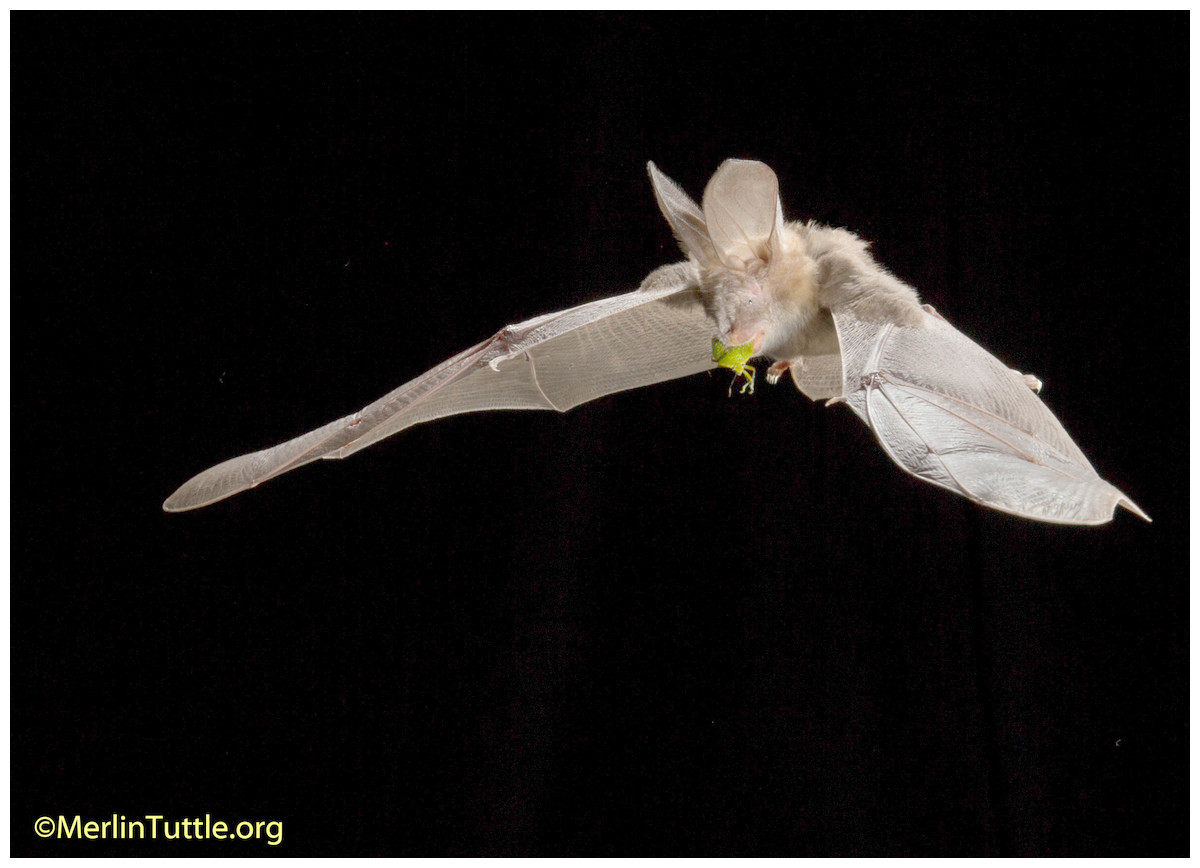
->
[164,160,1147,525]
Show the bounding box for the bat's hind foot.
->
[766,360,791,386]
[1014,370,1043,393]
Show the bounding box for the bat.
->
[164,159,1147,525]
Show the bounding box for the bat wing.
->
[163,262,714,512]
[799,306,1149,525]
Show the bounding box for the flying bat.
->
[164,159,1147,525]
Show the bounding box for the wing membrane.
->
[164,263,713,512]
[828,308,1147,524]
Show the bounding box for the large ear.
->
[700,159,785,269]
[647,161,718,267]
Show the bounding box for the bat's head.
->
[649,159,820,359]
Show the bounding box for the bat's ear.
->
[648,161,719,267]
[701,159,786,270]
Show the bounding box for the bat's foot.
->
[1011,369,1043,393]
[766,360,791,386]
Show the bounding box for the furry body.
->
[649,159,924,369]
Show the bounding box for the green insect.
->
[712,338,757,395]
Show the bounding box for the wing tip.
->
[1118,496,1151,523]
[162,465,256,513]
[162,483,193,513]
[162,484,219,513]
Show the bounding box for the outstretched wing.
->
[164,262,714,512]
[818,306,1148,525]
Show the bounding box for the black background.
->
[14,13,1187,856]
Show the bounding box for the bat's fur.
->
[796,222,926,329]
[650,159,925,365]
